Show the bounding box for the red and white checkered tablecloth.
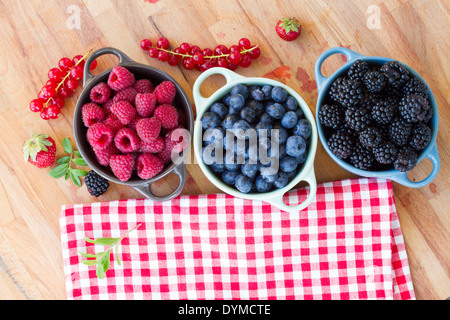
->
[59,177,415,300]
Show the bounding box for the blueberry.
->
[280,156,298,173]
[229,94,245,111]
[203,127,224,146]
[267,103,286,119]
[235,174,253,193]
[201,112,221,130]
[228,105,239,115]
[260,172,278,183]
[247,100,264,116]
[268,143,286,159]
[261,85,273,99]
[272,124,288,144]
[241,161,258,179]
[240,106,257,123]
[259,113,274,124]
[295,152,307,165]
[286,135,307,157]
[293,119,311,139]
[224,154,241,171]
[231,84,249,99]
[210,102,228,119]
[250,87,265,101]
[232,120,252,139]
[274,172,289,189]
[222,114,238,130]
[284,96,298,111]
[259,137,271,150]
[222,170,240,185]
[286,170,297,180]
[271,86,288,103]
[281,111,298,129]
[295,108,304,119]
[255,121,272,138]
[210,162,226,173]
[255,175,272,192]
[202,146,216,165]
[222,93,232,106]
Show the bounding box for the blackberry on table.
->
[318,104,345,129]
[388,118,412,147]
[359,126,383,148]
[349,143,375,170]
[373,141,398,164]
[329,77,365,108]
[371,99,396,125]
[380,60,410,89]
[403,78,428,99]
[348,60,369,82]
[409,122,432,150]
[399,94,431,123]
[394,147,418,172]
[364,71,387,93]
[345,106,372,132]
[328,131,355,159]
[85,170,109,197]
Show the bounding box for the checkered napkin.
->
[59,177,415,300]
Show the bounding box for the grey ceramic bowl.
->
[73,47,194,201]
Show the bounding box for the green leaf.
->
[71,168,88,176]
[81,260,97,266]
[84,237,120,246]
[73,158,87,166]
[96,262,106,279]
[49,163,69,179]
[57,156,71,164]
[114,246,121,266]
[65,170,70,180]
[62,138,73,154]
[95,251,110,279]
[70,169,81,187]
[78,250,97,258]
[74,151,82,158]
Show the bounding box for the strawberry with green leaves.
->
[275,17,302,41]
[23,133,56,168]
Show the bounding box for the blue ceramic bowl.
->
[314,47,440,188]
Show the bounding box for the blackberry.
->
[399,94,431,123]
[345,106,372,132]
[363,71,386,93]
[409,123,432,150]
[318,104,345,129]
[85,170,109,197]
[388,118,412,146]
[394,147,418,172]
[359,127,383,148]
[349,143,375,170]
[348,60,369,82]
[371,99,396,125]
[328,131,355,159]
[373,141,398,164]
[402,78,428,99]
[380,60,410,89]
[329,77,365,108]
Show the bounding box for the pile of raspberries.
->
[82,66,187,182]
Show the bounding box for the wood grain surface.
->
[0,0,448,300]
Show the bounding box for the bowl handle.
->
[83,47,135,88]
[264,168,317,213]
[133,162,187,201]
[388,143,440,188]
[192,67,245,109]
[314,47,365,91]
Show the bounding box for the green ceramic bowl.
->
[192,68,318,213]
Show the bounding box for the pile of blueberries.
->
[200,83,312,194]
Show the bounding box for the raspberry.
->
[176,108,186,126]
[103,114,124,133]
[127,115,142,131]
[153,104,179,129]
[90,82,111,104]
[86,123,114,150]
[133,79,154,94]
[158,128,189,163]
[140,136,164,153]
[107,66,135,91]
[81,103,105,127]
[135,93,156,117]
[109,154,135,182]
[102,99,115,115]
[114,127,140,153]
[154,81,176,104]
[111,101,136,125]
[136,117,161,142]
[112,87,137,104]
[93,144,119,166]
[136,153,164,180]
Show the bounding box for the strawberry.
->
[23,133,57,168]
[275,17,301,41]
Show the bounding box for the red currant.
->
[168,55,179,66]
[239,54,252,68]
[65,78,79,91]
[173,47,183,55]
[229,45,240,52]
[180,42,190,53]
[157,51,170,62]
[58,86,73,98]
[51,95,65,108]
[40,108,50,120]
[45,79,59,88]
[182,57,195,70]
[58,57,73,71]
[202,48,213,57]
[72,55,85,67]
[148,47,159,58]
[48,68,63,82]
[30,99,44,112]
[228,62,239,71]
[198,60,214,71]
[157,37,170,49]
[89,59,98,71]
[238,38,251,49]
[189,45,201,55]
[70,65,83,81]
[214,45,228,56]
[228,51,241,64]
[40,85,56,100]
[215,57,229,68]
[192,53,204,65]
[248,47,261,59]
[47,105,61,119]
[140,39,152,50]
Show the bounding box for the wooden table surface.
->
[0,0,448,300]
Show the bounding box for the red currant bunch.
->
[140,37,261,72]
[29,50,97,120]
